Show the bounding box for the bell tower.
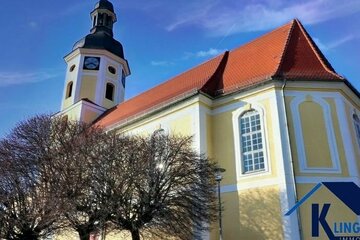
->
[60,0,130,123]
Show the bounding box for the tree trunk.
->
[19,229,39,240]
[19,234,38,240]
[131,229,140,240]
[77,228,91,240]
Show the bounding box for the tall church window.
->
[105,83,114,101]
[353,114,360,148]
[240,110,265,173]
[66,81,73,99]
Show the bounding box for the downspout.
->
[281,79,303,239]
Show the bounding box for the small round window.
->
[108,66,116,74]
[69,65,76,72]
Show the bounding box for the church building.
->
[59,0,360,239]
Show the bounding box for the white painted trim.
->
[74,55,85,103]
[61,55,82,110]
[212,91,274,115]
[290,94,341,173]
[232,103,271,180]
[296,176,360,184]
[198,104,208,154]
[211,82,278,108]
[191,104,210,240]
[335,98,360,181]
[61,99,106,114]
[65,48,130,76]
[286,90,342,98]
[191,105,200,154]
[95,56,106,104]
[274,89,301,240]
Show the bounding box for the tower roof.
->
[71,0,124,59]
[96,19,345,128]
[73,32,124,59]
[94,0,114,12]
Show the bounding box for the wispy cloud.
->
[185,48,227,58]
[28,21,38,29]
[0,70,61,87]
[150,61,175,67]
[150,47,226,67]
[163,0,360,36]
[314,34,358,51]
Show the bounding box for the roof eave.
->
[100,89,202,132]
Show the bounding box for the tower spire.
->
[60,0,130,123]
[90,0,117,37]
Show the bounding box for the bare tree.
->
[0,115,110,240]
[0,115,66,240]
[104,133,218,240]
[50,120,111,240]
[0,115,218,240]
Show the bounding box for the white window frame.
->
[232,104,270,179]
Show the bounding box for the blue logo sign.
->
[285,182,360,240]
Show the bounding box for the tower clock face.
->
[83,56,100,70]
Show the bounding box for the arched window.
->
[66,81,73,99]
[353,114,360,148]
[240,110,265,173]
[105,83,114,101]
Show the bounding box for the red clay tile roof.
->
[96,19,343,128]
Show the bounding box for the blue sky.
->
[0,0,360,137]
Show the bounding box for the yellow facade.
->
[79,76,97,102]
[58,78,360,239]
[53,1,360,238]
[104,82,359,239]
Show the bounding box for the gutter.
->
[281,79,303,239]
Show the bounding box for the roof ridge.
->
[229,21,293,55]
[295,19,344,80]
[273,19,297,77]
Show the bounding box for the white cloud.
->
[196,48,226,57]
[327,35,358,49]
[314,34,358,52]
[150,61,174,67]
[0,70,61,87]
[188,48,227,58]
[165,3,217,32]
[313,38,329,51]
[164,0,360,36]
